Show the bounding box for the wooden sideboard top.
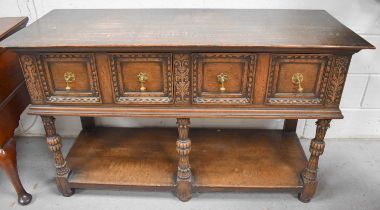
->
[0,9,374,51]
[0,17,28,42]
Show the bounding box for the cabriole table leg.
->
[299,119,331,202]
[0,140,32,205]
[175,118,192,202]
[41,116,74,197]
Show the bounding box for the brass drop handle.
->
[64,72,75,92]
[217,73,228,93]
[292,73,304,93]
[137,72,148,92]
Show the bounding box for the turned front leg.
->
[41,116,74,196]
[176,118,192,202]
[299,119,331,202]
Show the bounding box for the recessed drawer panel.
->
[109,53,173,104]
[266,54,331,105]
[38,53,101,104]
[192,53,256,105]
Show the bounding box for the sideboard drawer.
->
[109,53,173,104]
[266,54,331,105]
[192,53,256,105]
[38,53,101,104]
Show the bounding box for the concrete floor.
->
[0,136,380,210]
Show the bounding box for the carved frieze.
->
[325,56,351,106]
[174,54,191,104]
[266,54,332,105]
[19,55,44,104]
[37,53,101,104]
[192,53,255,105]
[109,53,173,104]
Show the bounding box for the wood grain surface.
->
[67,127,306,191]
[0,9,374,51]
[0,17,28,41]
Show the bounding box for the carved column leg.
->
[0,141,32,205]
[41,116,74,196]
[175,118,192,202]
[299,119,331,203]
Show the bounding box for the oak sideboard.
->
[1,9,374,202]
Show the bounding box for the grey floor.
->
[0,137,380,210]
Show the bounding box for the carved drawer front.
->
[266,54,331,105]
[38,53,101,104]
[109,53,173,104]
[192,53,256,105]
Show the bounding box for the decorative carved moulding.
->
[174,54,191,104]
[192,53,256,105]
[324,55,351,106]
[19,55,44,104]
[109,53,174,104]
[20,53,102,104]
[266,54,332,106]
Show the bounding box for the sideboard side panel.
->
[324,55,352,108]
[19,54,45,104]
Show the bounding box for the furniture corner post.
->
[175,118,192,202]
[41,116,74,196]
[283,119,298,132]
[299,119,331,203]
[80,117,96,131]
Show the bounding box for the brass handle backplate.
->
[292,73,304,93]
[64,72,75,91]
[137,72,148,92]
[217,73,228,93]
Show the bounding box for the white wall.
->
[1,0,379,139]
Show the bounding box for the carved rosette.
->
[174,54,191,104]
[302,119,331,184]
[41,116,70,177]
[19,55,44,104]
[325,56,350,106]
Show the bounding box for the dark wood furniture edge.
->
[0,17,28,41]
[6,46,373,54]
[0,83,26,110]
[28,105,343,119]
[283,119,298,132]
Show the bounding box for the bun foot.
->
[298,192,311,203]
[176,181,192,202]
[18,192,32,205]
[61,187,75,197]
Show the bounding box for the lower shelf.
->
[66,127,307,192]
